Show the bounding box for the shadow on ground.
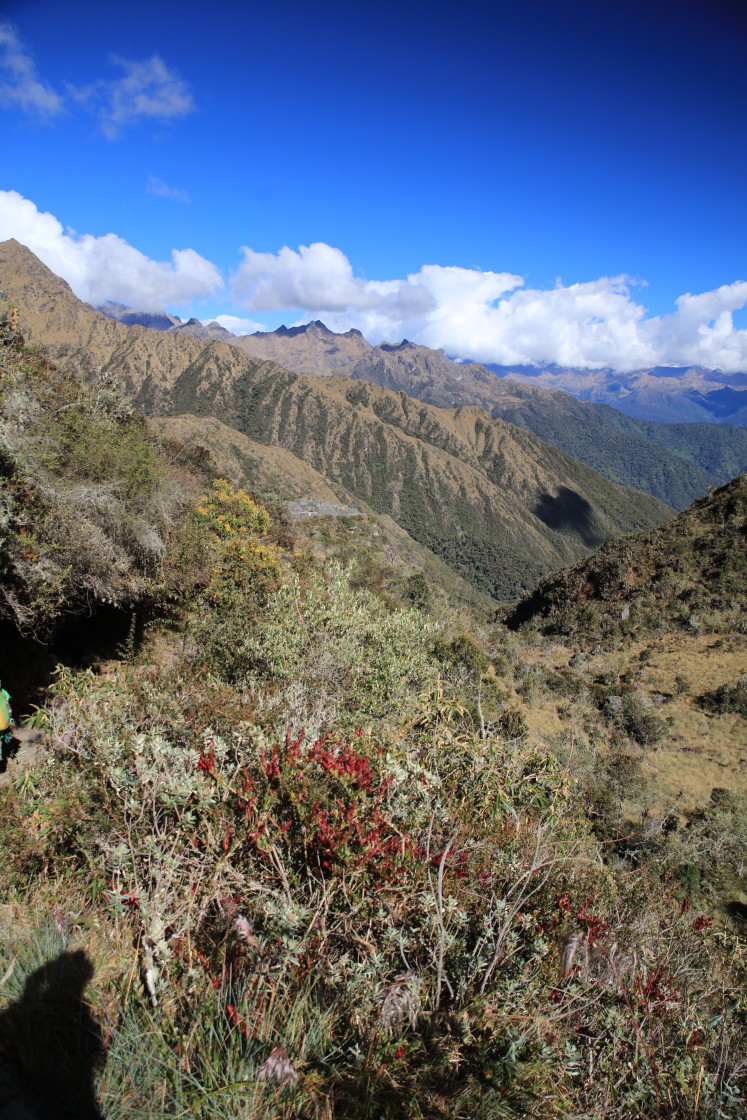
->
[0,951,104,1119]
[0,604,140,717]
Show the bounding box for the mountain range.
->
[484,361,747,425]
[100,301,747,424]
[99,307,747,511]
[0,238,673,602]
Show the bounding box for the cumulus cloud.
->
[0,20,63,116]
[233,242,437,324]
[0,190,222,311]
[146,176,191,203]
[4,194,747,372]
[651,283,747,370]
[230,241,747,372]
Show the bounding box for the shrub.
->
[191,562,439,723]
[700,676,747,718]
[620,693,669,747]
[498,705,528,739]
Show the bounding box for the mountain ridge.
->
[505,472,747,638]
[210,318,747,508]
[97,302,746,508]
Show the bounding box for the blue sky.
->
[1,0,747,371]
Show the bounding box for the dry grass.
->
[512,632,747,817]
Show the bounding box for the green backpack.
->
[0,690,12,732]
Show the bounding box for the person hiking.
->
[0,683,14,757]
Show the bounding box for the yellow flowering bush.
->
[194,479,271,539]
[194,480,281,608]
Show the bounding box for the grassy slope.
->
[504,473,747,825]
[149,412,498,615]
[505,473,747,638]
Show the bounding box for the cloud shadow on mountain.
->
[533,487,603,547]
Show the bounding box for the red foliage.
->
[575,893,609,942]
[197,743,216,773]
[199,727,421,887]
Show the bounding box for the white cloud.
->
[0,190,222,311]
[4,196,747,372]
[95,55,194,139]
[231,241,747,372]
[146,176,191,203]
[649,283,747,371]
[212,314,266,335]
[0,21,63,117]
[0,25,193,138]
[233,242,436,323]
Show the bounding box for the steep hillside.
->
[505,473,747,639]
[214,372,671,599]
[627,417,747,478]
[503,473,747,835]
[0,240,672,601]
[148,413,346,504]
[0,306,195,639]
[99,309,747,506]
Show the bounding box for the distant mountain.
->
[0,238,672,602]
[95,301,747,427]
[220,320,747,427]
[482,361,747,425]
[99,300,232,341]
[97,300,184,332]
[505,472,747,639]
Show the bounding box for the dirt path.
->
[0,729,45,787]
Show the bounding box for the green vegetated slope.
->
[505,472,747,640]
[232,320,747,508]
[0,307,195,639]
[149,413,498,615]
[0,312,745,1119]
[0,239,672,602]
[482,387,746,509]
[627,417,747,479]
[208,371,670,600]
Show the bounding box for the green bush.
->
[700,676,747,717]
[191,561,439,723]
[620,693,669,747]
